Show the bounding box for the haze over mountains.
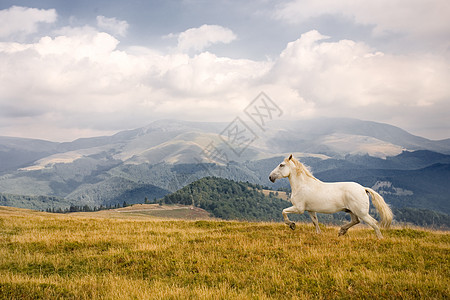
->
[0,118,449,216]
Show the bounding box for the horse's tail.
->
[365,188,393,228]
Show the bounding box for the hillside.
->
[0,119,449,219]
[0,206,448,299]
[162,177,291,221]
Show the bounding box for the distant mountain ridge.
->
[1,118,449,174]
[267,118,450,157]
[0,118,449,219]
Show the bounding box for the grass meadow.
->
[0,206,448,299]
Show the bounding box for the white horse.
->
[269,155,393,239]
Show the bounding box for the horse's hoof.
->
[289,223,296,230]
[338,229,347,236]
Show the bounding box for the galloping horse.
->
[269,155,393,238]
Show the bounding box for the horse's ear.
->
[288,154,293,160]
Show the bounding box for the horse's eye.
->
[279,164,284,168]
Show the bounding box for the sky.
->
[0,0,449,142]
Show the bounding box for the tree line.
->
[45,199,153,214]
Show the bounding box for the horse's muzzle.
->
[269,175,276,183]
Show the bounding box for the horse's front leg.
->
[308,211,321,234]
[282,206,301,230]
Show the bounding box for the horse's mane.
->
[285,157,318,181]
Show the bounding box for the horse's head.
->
[269,154,294,182]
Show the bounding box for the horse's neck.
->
[288,172,318,195]
[289,174,308,194]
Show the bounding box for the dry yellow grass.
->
[261,189,289,201]
[70,204,214,220]
[0,206,448,299]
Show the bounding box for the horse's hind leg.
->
[338,212,360,236]
[282,206,300,230]
[309,211,321,233]
[359,214,383,239]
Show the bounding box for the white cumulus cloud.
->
[266,30,450,136]
[274,0,450,46]
[96,15,129,37]
[0,5,449,141]
[0,23,265,140]
[175,24,237,53]
[0,6,57,38]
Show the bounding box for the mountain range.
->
[0,118,449,216]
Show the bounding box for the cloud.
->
[175,24,237,52]
[0,6,57,39]
[96,15,129,37]
[266,30,450,135]
[0,23,266,140]
[274,0,450,43]
[0,5,448,142]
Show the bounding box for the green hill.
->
[162,177,289,222]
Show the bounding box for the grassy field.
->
[0,206,448,299]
